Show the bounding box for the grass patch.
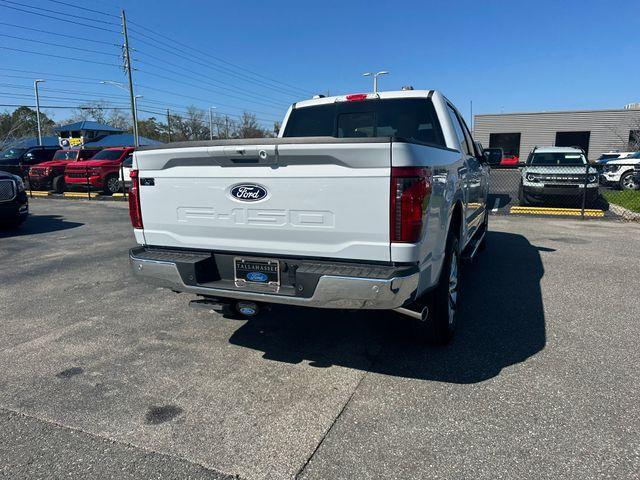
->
[602,190,640,213]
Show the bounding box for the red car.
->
[29,148,101,193]
[64,147,134,195]
[499,154,520,167]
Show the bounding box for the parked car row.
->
[0,145,136,195]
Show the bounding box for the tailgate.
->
[136,141,391,262]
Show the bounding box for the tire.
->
[415,230,460,345]
[518,183,528,206]
[104,174,120,195]
[52,175,65,194]
[2,215,26,229]
[619,171,638,190]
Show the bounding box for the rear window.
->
[283,98,445,147]
[91,149,124,161]
[53,150,78,160]
[529,152,586,166]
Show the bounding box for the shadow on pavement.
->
[229,231,549,384]
[0,214,83,238]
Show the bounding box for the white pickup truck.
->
[129,89,490,344]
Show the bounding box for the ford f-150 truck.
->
[129,90,490,344]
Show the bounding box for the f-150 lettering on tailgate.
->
[176,207,335,228]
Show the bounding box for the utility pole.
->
[208,106,216,140]
[34,79,45,146]
[224,116,229,139]
[166,109,171,142]
[121,10,138,147]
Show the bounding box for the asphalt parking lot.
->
[1,199,639,480]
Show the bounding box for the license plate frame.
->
[234,257,280,289]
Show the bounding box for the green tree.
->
[0,106,55,149]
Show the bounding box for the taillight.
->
[390,167,432,243]
[128,169,143,229]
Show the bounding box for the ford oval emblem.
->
[230,184,267,202]
[246,271,269,282]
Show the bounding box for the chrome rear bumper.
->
[130,247,419,310]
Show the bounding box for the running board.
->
[462,229,485,262]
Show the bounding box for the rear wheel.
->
[52,175,65,194]
[620,171,638,190]
[414,230,460,345]
[104,174,120,195]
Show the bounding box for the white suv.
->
[601,152,640,190]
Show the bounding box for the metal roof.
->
[54,121,124,133]
[84,134,162,147]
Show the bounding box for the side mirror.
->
[483,149,503,166]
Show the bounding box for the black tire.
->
[52,175,65,194]
[414,230,460,345]
[2,215,26,229]
[104,174,119,195]
[518,183,528,206]
[619,171,638,191]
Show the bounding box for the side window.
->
[446,104,472,156]
[456,111,479,158]
[122,154,133,168]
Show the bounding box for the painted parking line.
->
[28,191,50,197]
[509,206,605,217]
[63,192,101,198]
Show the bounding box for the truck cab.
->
[128,90,490,344]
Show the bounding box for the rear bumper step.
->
[130,246,419,310]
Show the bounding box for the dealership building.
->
[473,106,640,162]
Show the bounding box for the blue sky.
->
[1,0,638,127]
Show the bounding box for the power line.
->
[132,47,295,104]
[0,33,120,57]
[40,0,119,18]
[0,22,119,46]
[128,20,313,96]
[1,68,120,82]
[0,1,120,34]
[129,32,305,100]
[0,71,283,117]
[135,66,285,111]
[0,0,120,26]
[0,46,121,67]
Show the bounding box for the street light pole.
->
[362,71,389,94]
[34,79,45,146]
[99,80,141,146]
[209,106,217,140]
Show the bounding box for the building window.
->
[489,133,521,157]
[555,131,590,155]
[629,130,640,150]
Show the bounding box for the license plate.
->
[234,257,280,287]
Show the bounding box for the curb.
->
[27,192,127,202]
[509,206,605,217]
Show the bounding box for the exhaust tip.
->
[236,301,259,317]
